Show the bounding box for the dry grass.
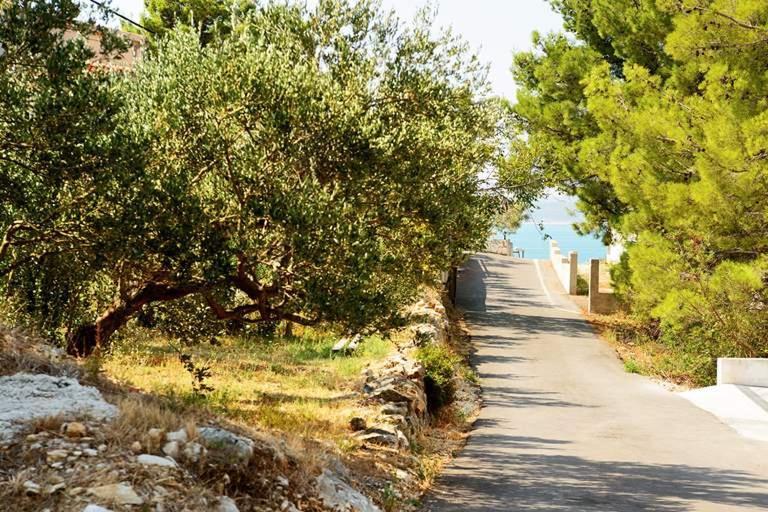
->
[106,396,188,449]
[103,326,397,447]
[587,312,711,389]
[28,414,68,434]
[0,325,78,378]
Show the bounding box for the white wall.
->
[718,359,768,387]
[549,240,577,295]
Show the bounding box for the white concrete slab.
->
[718,358,768,387]
[680,384,768,442]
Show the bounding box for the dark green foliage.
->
[138,0,253,44]
[0,1,500,355]
[177,351,214,396]
[575,274,589,296]
[416,343,461,411]
[509,0,768,372]
[0,0,138,339]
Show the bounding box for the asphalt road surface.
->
[424,253,768,512]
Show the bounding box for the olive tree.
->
[0,0,139,339]
[1,1,500,355]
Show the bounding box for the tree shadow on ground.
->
[425,435,768,511]
[425,426,768,512]
[425,254,768,511]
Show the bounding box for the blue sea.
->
[494,222,606,263]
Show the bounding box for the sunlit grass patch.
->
[103,327,395,445]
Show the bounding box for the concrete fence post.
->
[568,251,578,295]
[588,258,600,314]
[549,240,559,260]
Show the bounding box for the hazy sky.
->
[110,0,564,101]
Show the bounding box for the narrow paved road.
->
[425,253,768,511]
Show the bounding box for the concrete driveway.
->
[424,253,768,511]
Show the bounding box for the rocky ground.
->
[0,292,480,511]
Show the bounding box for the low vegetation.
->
[588,313,714,388]
[416,343,463,412]
[104,326,397,446]
[0,286,481,510]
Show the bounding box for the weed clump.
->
[416,344,462,412]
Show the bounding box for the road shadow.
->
[457,256,489,312]
[424,433,768,511]
[424,254,768,511]
[479,385,593,410]
[424,434,768,512]
[469,311,595,340]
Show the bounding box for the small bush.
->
[623,359,641,374]
[416,343,462,412]
[576,274,589,295]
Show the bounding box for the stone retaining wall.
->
[352,298,450,452]
[485,239,512,256]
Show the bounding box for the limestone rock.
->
[410,303,449,332]
[47,482,67,494]
[83,506,113,512]
[395,429,409,450]
[370,380,427,417]
[88,483,143,506]
[47,449,68,462]
[354,424,408,450]
[354,430,397,448]
[315,470,381,512]
[23,480,41,495]
[372,354,425,381]
[385,414,409,429]
[162,441,180,459]
[165,428,188,444]
[182,441,205,463]
[215,496,239,512]
[381,402,408,417]
[394,468,412,482]
[198,427,254,463]
[0,373,117,443]
[413,324,438,345]
[137,454,178,468]
[400,360,425,380]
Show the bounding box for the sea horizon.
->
[493,221,607,263]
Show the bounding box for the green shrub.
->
[576,274,589,296]
[416,343,462,412]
